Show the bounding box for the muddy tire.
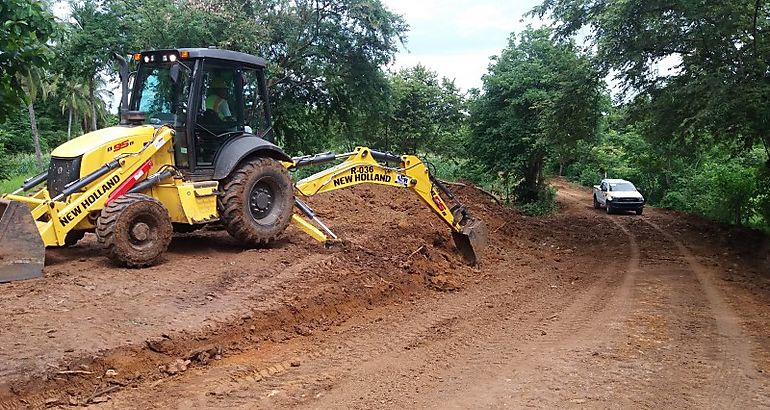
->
[96,193,173,267]
[606,203,613,214]
[593,195,600,209]
[218,157,294,246]
[636,208,643,215]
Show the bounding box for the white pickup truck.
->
[593,178,645,215]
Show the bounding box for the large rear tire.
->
[96,193,173,267]
[218,157,294,246]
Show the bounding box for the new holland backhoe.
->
[0,48,486,283]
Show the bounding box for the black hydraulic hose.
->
[21,171,48,191]
[52,159,121,202]
[369,149,402,164]
[128,169,175,194]
[291,152,339,169]
[429,173,456,201]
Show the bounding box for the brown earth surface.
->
[1,178,770,409]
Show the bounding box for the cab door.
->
[191,60,245,170]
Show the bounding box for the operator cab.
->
[125,48,273,176]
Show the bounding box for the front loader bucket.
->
[452,217,488,265]
[0,199,45,283]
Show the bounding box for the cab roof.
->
[142,48,266,68]
[603,178,632,184]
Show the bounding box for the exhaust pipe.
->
[0,199,45,283]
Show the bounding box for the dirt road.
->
[1,180,769,409]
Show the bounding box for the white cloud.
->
[389,49,500,91]
[382,0,545,91]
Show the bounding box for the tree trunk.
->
[67,106,73,140]
[27,103,44,169]
[89,77,97,131]
[520,153,545,203]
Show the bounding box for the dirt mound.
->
[0,183,509,407]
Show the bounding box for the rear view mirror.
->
[169,63,180,84]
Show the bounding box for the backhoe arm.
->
[287,147,487,264]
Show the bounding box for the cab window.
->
[195,63,243,166]
[242,68,265,134]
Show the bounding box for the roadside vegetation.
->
[2,0,768,227]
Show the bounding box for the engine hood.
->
[51,125,156,159]
[608,191,643,199]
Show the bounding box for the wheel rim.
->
[249,178,280,222]
[129,216,159,250]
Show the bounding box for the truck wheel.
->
[606,203,613,214]
[593,195,600,209]
[636,208,643,215]
[96,193,173,267]
[219,157,294,246]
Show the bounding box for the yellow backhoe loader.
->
[0,48,486,283]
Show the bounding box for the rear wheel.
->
[219,157,294,246]
[96,193,173,267]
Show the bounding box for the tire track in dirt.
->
[94,207,633,409]
[92,181,643,409]
[418,183,645,408]
[643,218,767,408]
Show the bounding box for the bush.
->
[0,143,9,181]
[517,185,558,216]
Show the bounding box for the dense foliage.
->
[0,0,58,120]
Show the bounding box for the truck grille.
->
[47,156,82,197]
[616,197,640,203]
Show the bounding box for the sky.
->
[382,0,546,91]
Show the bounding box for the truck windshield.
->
[609,182,636,192]
[131,63,191,127]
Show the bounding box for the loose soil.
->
[1,179,769,409]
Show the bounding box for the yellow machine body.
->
[5,125,218,246]
[287,147,488,264]
[0,125,219,281]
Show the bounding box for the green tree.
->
[0,0,58,120]
[533,0,770,159]
[470,27,604,202]
[57,77,91,140]
[60,0,127,132]
[19,67,57,168]
[372,65,466,154]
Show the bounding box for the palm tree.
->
[81,75,112,133]
[18,67,55,169]
[58,78,90,140]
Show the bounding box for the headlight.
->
[606,196,613,201]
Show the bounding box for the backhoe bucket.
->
[0,199,45,283]
[452,217,488,265]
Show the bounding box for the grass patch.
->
[0,174,32,194]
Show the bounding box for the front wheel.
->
[219,157,294,246]
[636,208,643,215]
[593,195,600,209]
[96,193,173,267]
[606,203,613,214]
